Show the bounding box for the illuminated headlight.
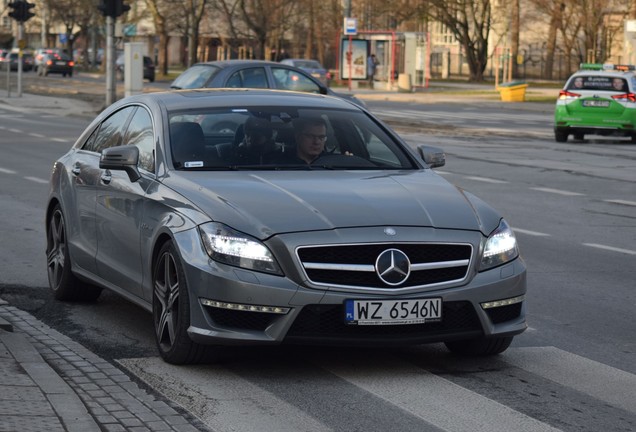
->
[481,295,525,309]
[479,219,519,271]
[199,222,282,275]
[200,298,289,314]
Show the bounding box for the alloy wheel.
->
[154,250,180,352]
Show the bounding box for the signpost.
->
[343,17,357,90]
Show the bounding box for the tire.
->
[554,129,568,143]
[573,133,584,141]
[444,336,513,356]
[46,205,102,302]
[153,241,208,364]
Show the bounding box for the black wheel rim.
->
[154,250,180,352]
[46,209,66,289]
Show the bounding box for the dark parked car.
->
[115,54,155,82]
[8,52,34,71]
[280,58,330,86]
[46,89,526,364]
[38,53,74,77]
[171,59,364,107]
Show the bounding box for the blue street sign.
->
[344,17,357,36]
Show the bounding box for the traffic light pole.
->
[105,15,116,106]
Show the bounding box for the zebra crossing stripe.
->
[322,354,561,432]
[501,347,636,413]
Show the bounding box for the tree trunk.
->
[511,0,520,79]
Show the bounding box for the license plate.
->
[583,100,610,107]
[56,61,66,66]
[345,298,442,325]
[311,73,321,78]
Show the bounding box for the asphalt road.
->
[1,83,635,431]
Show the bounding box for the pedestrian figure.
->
[367,54,378,89]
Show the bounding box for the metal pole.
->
[348,36,352,91]
[105,15,116,106]
[18,22,23,98]
[6,60,10,98]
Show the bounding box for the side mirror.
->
[100,145,141,182]
[417,145,446,168]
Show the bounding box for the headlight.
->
[479,219,519,271]
[199,222,282,275]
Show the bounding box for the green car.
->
[554,63,636,143]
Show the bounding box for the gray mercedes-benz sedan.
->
[46,89,526,364]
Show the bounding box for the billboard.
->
[340,39,368,80]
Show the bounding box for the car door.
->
[95,106,156,299]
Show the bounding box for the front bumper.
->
[175,227,527,347]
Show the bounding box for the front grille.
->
[485,303,522,324]
[297,243,472,289]
[285,301,482,344]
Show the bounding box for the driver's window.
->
[226,68,268,88]
[124,108,155,173]
[89,107,136,153]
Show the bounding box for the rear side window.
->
[272,67,321,93]
[568,75,628,92]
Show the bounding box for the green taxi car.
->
[554,63,636,143]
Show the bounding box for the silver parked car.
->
[46,89,526,364]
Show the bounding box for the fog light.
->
[481,295,525,309]
[200,298,290,314]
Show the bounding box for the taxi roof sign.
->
[579,63,636,71]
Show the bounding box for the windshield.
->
[168,106,416,171]
[171,64,221,89]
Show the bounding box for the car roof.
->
[570,70,634,79]
[192,59,292,68]
[112,88,360,112]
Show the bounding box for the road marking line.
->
[464,175,508,184]
[604,199,636,207]
[29,133,46,138]
[51,138,70,143]
[583,243,636,255]
[24,176,48,184]
[502,346,636,413]
[512,228,551,237]
[530,187,584,196]
[8,128,21,133]
[323,354,561,432]
[0,168,17,175]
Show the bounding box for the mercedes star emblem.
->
[375,248,411,286]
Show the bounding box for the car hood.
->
[164,170,501,239]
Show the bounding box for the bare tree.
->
[422,0,495,81]
[144,0,171,75]
[47,0,96,55]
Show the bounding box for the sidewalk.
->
[0,91,101,119]
[0,297,209,432]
